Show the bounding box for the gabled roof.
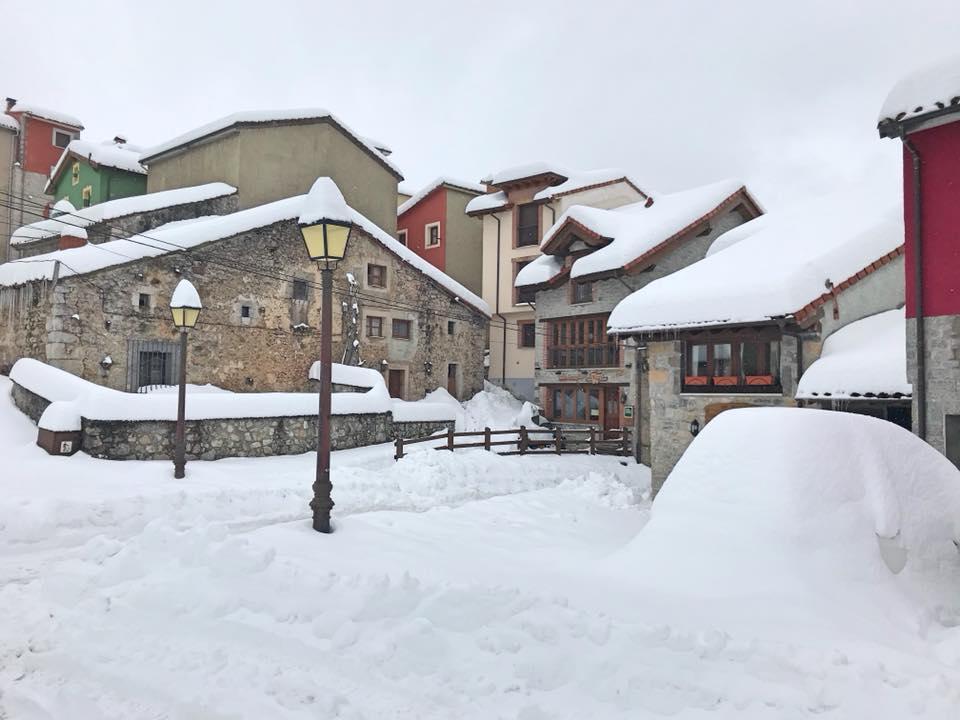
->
[878,54,960,137]
[515,179,758,288]
[10,182,236,247]
[607,196,904,335]
[397,176,486,216]
[7,103,83,129]
[45,139,147,193]
[797,308,911,400]
[140,108,402,179]
[480,162,569,187]
[466,168,648,215]
[0,180,489,318]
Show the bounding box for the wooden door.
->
[602,386,621,437]
[447,363,458,397]
[388,369,405,399]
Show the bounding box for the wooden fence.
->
[394,425,632,460]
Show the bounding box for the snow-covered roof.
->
[705,213,772,257]
[10,182,236,247]
[8,102,83,129]
[1,179,490,317]
[140,108,402,178]
[50,138,146,180]
[878,54,960,128]
[466,168,646,215]
[797,309,911,400]
[397,176,486,216]
[481,162,569,186]
[608,196,904,334]
[516,179,752,287]
[514,254,564,288]
[0,114,18,132]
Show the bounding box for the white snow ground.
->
[1,379,959,718]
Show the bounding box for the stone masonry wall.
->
[10,382,49,423]
[907,314,960,458]
[647,335,800,494]
[0,218,487,399]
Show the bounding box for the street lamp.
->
[170,278,202,479]
[299,177,352,534]
[689,418,701,437]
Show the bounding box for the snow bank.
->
[613,408,960,620]
[397,176,485,216]
[879,53,960,123]
[608,195,903,333]
[311,362,384,388]
[9,182,236,247]
[797,308,911,399]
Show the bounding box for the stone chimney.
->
[5,98,16,112]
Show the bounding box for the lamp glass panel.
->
[171,307,185,327]
[183,307,201,328]
[324,224,350,259]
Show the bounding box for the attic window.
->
[71,161,80,186]
[397,229,408,246]
[572,280,593,304]
[53,129,73,149]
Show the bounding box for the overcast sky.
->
[4,0,957,212]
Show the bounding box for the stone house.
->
[9,182,238,258]
[396,177,485,296]
[466,163,648,401]
[0,180,489,401]
[45,137,147,209]
[608,199,906,492]
[878,55,960,466]
[514,180,762,461]
[140,109,403,235]
[1,99,84,262]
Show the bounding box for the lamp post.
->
[299,178,352,534]
[170,279,202,479]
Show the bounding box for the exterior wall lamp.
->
[689,418,701,437]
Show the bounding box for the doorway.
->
[388,369,405,399]
[946,415,960,469]
[447,363,459,398]
[602,386,621,437]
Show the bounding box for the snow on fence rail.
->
[394,425,632,460]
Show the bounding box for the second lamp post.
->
[170,279,202,479]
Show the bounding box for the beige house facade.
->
[141,111,402,235]
[466,164,647,400]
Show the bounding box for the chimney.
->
[57,234,87,251]
[113,135,127,145]
[5,97,17,112]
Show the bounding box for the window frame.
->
[367,263,387,289]
[292,279,309,301]
[424,222,441,249]
[137,292,151,311]
[516,203,539,247]
[544,384,605,424]
[397,229,408,246]
[366,315,385,338]
[71,161,80,186]
[447,320,455,335]
[514,258,537,305]
[518,321,536,348]
[681,335,782,394]
[571,280,593,305]
[392,318,412,340]
[545,314,619,369]
[52,128,74,149]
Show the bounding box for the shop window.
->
[683,337,781,393]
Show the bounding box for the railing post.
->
[589,426,596,455]
[395,436,403,461]
[555,427,562,455]
[621,427,629,457]
[447,425,455,451]
[484,426,491,451]
[519,425,528,454]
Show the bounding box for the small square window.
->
[53,130,73,149]
[392,318,412,339]
[81,185,92,208]
[447,321,455,335]
[292,279,308,300]
[425,222,441,248]
[241,305,252,319]
[366,316,384,337]
[397,229,408,246]
[367,264,387,288]
[572,281,593,304]
[138,293,151,310]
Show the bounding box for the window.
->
[292,279,308,301]
[546,315,619,368]
[137,351,172,387]
[366,316,384,337]
[392,318,412,339]
[572,280,593,304]
[424,222,441,248]
[397,229,408,246]
[138,293,151,310]
[515,260,537,304]
[518,321,536,348]
[53,129,73,149]
[241,305,252,319]
[447,363,459,396]
[447,320,455,335]
[81,185,92,208]
[547,385,605,423]
[367,263,387,288]
[517,203,539,247]
[682,337,781,393]
[71,161,80,186]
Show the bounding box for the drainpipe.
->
[543,201,556,227]
[492,213,508,386]
[903,133,926,440]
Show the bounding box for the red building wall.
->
[903,119,960,318]
[7,113,76,175]
[397,186,446,271]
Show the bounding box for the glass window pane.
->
[589,390,600,419]
[576,388,586,420]
[564,389,574,419]
[552,389,561,419]
[690,344,708,376]
[714,343,733,376]
[769,341,780,380]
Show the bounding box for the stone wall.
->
[907,314,960,460]
[0,217,488,400]
[10,381,49,423]
[647,335,800,494]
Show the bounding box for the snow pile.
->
[9,182,236,247]
[467,167,645,214]
[613,407,960,629]
[298,176,353,226]
[0,113,19,132]
[311,361,384,388]
[397,176,485,216]
[170,278,201,309]
[8,102,82,128]
[798,308,911,399]
[140,108,402,176]
[517,179,748,285]
[705,212,772,256]
[879,53,960,124]
[608,195,903,333]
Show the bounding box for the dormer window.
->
[53,129,73,149]
[572,280,593,304]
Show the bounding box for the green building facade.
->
[47,141,147,209]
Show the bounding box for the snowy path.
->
[1,378,959,717]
